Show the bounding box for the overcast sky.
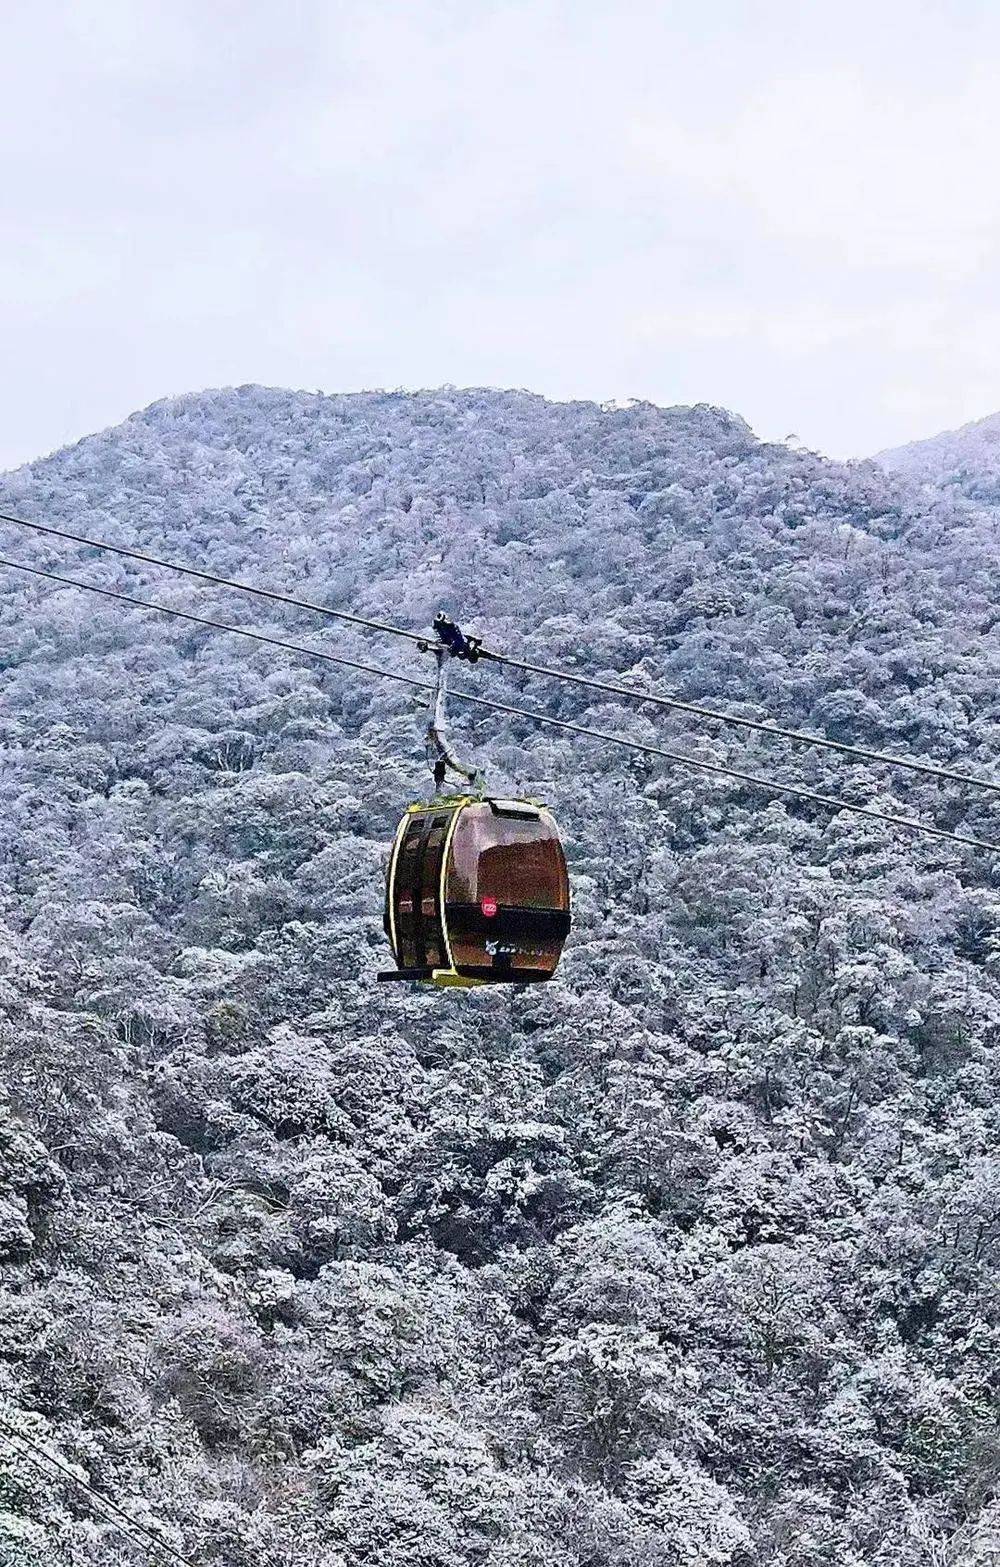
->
[3,0,999,470]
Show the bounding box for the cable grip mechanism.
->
[432,611,483,663]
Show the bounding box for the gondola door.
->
[388,807,453,976]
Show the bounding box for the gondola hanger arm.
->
[421,618,484,790]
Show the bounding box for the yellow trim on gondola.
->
[406,794,480,812]
[385,811,409,962]
[431,967,486,989]
[437,802,466,972]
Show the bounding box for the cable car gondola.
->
[379,616,571,987]
[381,793,570,986]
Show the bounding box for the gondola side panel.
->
[443,802,570,978]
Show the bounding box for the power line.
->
[0,552,996,855]
[2,506,998,799]
[0,1414,198,1567]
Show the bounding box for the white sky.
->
[2,0,1000,470]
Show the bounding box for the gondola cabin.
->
[381,796,571,986]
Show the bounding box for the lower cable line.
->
[3,504,999,799]
[0,506,428,648]
[454,688,1000,854]
[0,552,995,855]
[0,1414,198,1567]
[484,646,1000,797]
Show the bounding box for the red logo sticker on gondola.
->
[481,896,498,918]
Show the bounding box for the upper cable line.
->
[479,647,1000,798]
[0,504,997,799]
[0,551,996,856]
[0,507,427,646]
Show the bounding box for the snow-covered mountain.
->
[4,386,1000,1566]
[876,408,1000,502]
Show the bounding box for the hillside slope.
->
[877,408,1000,503]
[3,387,1000,1565]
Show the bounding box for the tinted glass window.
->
[446,803,568,910]
[392,811,450,968]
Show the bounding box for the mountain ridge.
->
[875,406,1000,499]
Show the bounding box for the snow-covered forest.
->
[879,411,1000,504]
[4,385,1000,1565]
